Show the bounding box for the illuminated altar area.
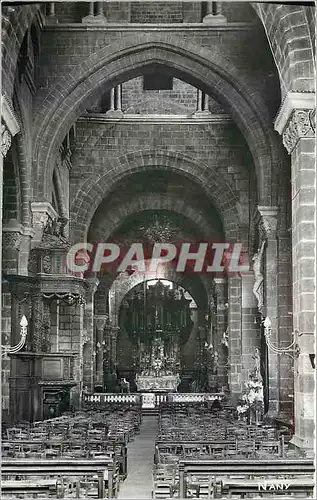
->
[117,279,195,392]
[135,337,180,392]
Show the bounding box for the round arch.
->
[32,34,281,204]
[88,194,224,243]
[107,260,211,323]
[70,149,240,243]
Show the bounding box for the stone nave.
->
[0,1,316,498]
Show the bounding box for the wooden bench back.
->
[178,459,315,498]
[2,458,117,499]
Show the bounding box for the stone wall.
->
[121,77,224,114]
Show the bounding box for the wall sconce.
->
[263,317,300,371]
[2,316,28,356]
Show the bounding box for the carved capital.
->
[283,109,315,153]
[31,202,58,245]
[1,123,12,157]
[95,314,107,331]
[2,231,23,250]
[256,206,278,239]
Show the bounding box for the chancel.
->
[1,1,315,498]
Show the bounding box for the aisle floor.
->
[117,415,158,499]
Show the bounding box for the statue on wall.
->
[40,216,70,249]
[252,240,266,313]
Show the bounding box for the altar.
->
[136,374,180,392]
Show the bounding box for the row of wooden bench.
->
[153,458,315,498]
[2,457,118,498]
[154,437,290,463]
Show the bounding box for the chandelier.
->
[139,214,179,242]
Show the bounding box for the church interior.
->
[1,1,316,498]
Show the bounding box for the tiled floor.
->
[117,416,158,499]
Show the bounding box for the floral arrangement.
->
[237,376,264,415]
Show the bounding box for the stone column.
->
[109,88,115,111]
[110,326,120,369]
[1,98,20,422]
[2,221,34,276]
[82,2,95,22]
[83,278,99,392]
[227,274,242,403]
[241,272,260,382]
[197,89,203,112]
[106,86,124,117]
[275,93,315,449]
[116,85,122,112]
[203,93,209,112]
[2,223,23,275]
[203,1,227,24]
[95,315,106,389]
[82,1,107,24]
[214,277,228,389]
[256,206,279,418]
[47,2,58,23]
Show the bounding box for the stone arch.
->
[70,150,240,243]
[32,34,281,205]
[107,261,211,323]
[88,193,223,243]
[253,3,315,95]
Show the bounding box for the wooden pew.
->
[178,459,315,498]
[2,458,118,498]
[1,478,79,498]
[155,438,284,463]
[221,477,314,498]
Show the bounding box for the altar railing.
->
[83,392,225,408]
[167,392,225,403]
[84,393,141,404]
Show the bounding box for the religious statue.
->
[252,348,262,382]
[213,350,219,375]
[252,241,266,313]
[40,216,70,249]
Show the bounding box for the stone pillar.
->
[110,326,120,369]
[47,2,58,23]
[203,1,227,24]
[193,89,211,117]
[82,1,107,24]
[82,2,95,22]
[214,277,228,389]
[228,274,242,402]
[241,272,260,382]
[106,86,124,117]
[109,88,115,111]
[197,89,203,112]
[203,93,209,112]
[83,278,99,392]
[95,315,106,389]
[275,93,315,449]
[1,99,21,422]
[256,206,279,417]
[2,221,34,276]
